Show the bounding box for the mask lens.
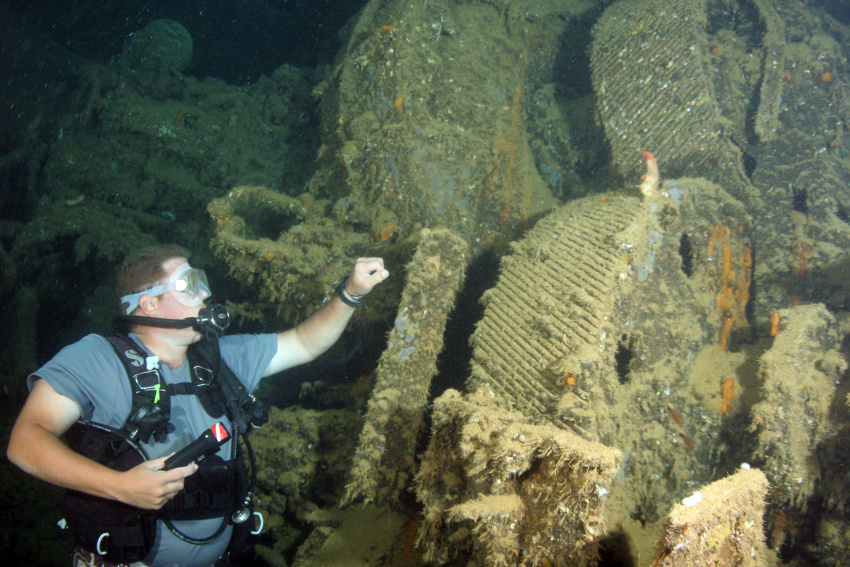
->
[169,264,211,306]
[184,269,209,296]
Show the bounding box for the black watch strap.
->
[336,276,364,307]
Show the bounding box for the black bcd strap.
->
[106,335,268,441]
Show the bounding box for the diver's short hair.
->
[114,244,189,313]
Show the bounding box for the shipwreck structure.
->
[2,0,850,565]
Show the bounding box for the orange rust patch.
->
[720,378,735,415]
[710,224,751,350]
[376,220,396,241]
[770,312,781,336]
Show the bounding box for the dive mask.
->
[121,262,211,315]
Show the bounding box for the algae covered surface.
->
[2,1,850,566]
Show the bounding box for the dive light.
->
[163,422,230,470]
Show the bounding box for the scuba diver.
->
[6,244,389,567]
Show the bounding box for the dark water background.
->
[4,0,366,85]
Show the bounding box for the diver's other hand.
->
[347,257,389,296]
[116,456,198,510]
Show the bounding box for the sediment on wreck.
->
[590,0,850,321]
[208,0,599,321]
[650,467,771,566]
[342,228,468,507]
[591,0,750,192]
[750,304,846,513]
[414,386,622,567]
[207,185,375,323]
[463,166,756,552]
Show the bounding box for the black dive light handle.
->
[163,422,230,470]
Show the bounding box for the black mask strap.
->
[118,314,197,329]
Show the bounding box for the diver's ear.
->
[138,294,158,316]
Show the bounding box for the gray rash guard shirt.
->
[29,332,277,567]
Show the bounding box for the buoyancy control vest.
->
[61,334,268,564]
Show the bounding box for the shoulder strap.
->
[106,335,172,444]
[187,339,268,431]
[185,340,226,419]
[105,335,268,443]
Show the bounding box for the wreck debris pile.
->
[414,386,621,567]
[591,0,850,321]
